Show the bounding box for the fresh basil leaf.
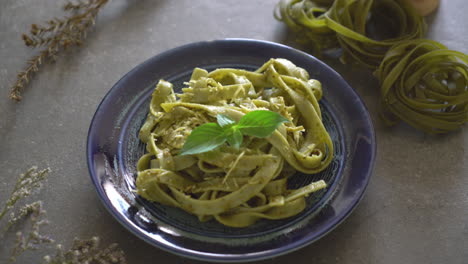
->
[236,110,288,138]
[217,114,236,128]
[179,123,227,155]
[226,127,243,149]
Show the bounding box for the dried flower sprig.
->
[8,202,53,264]
[43,237,127,264]
[0,167,52,263]
[9,0,109,101]
[0,167,50,221]
[1,166,128,263]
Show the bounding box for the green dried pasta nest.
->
[277,0,467,133]
[276,0,426,68]
[376,39,468,134]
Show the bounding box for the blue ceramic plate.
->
[87,39,376,262]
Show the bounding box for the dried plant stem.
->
[43,237,127,264]
[0,166,127,263]
[9,0,109,101]
[0,167,52,263]
[8,202,53,264]
[0,167,49,222]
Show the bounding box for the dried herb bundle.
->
[9,0,109,101]
[0,167,127,264]
[0,167,53,263]
[0,167,49,222]
[8,202,53,264]
[43,237,127,264]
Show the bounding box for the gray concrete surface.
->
[1,0,467,263]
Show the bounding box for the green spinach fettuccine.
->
[136,59,333,227]
[376,39,468,134]
[276,0,467,133]
[276,0,426,68]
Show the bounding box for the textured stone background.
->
[0,0,467,263]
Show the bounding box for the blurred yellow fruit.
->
[407,0,440,16]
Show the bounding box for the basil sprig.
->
[179,110,288,155]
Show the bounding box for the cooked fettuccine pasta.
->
[136,58,333,227]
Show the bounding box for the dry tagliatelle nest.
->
[276,0,467,134]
